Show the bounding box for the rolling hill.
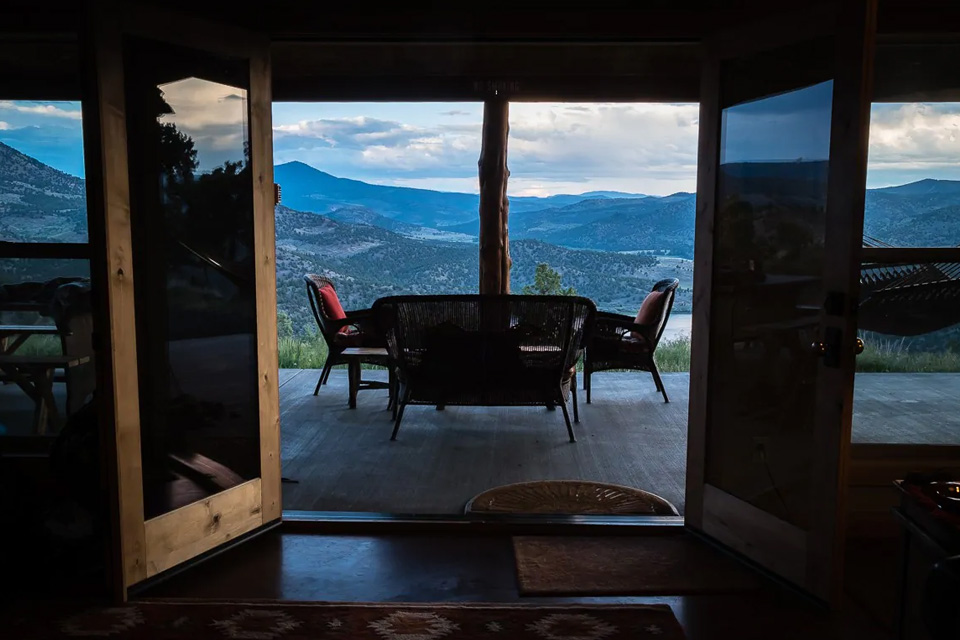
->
[0,141,88,243]
[274,205,667,333]
[4,144,960,340]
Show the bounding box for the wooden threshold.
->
[281,509,685,535]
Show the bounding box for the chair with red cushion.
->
[584,278,679,403]
[304,274,389,402]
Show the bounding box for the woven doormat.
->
[514,534,763,596]
[9,600,686,639]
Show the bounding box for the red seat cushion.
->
[632,290,666,340]
[317,285,350,333]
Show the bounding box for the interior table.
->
[0,354,90,434]
[0,324,60,355]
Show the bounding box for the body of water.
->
[661,313,692,342]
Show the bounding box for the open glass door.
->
[686,2,875,603]
[83,3,280,596]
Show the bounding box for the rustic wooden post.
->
[478,98,511,294]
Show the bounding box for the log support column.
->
[478,98,511,294]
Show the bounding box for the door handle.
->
[813,336,864,358]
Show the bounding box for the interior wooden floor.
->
[139,528,889,640]
[279,369,960,515]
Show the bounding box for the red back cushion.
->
[318,284,346,322]
[632,290,667,340]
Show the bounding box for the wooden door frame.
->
[685,1,876,604]
[81,1,280,598]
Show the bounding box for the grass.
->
[653,336,692,372]
[856,337,960,373]
[276,332,960,373]
[275,332,697,372]
[650,335,960,373]
[11,334,61,357]
[278,333,329,369]
[13,329,959,374]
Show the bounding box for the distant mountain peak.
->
[874,177,960,196]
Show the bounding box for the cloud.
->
[440,110,471,116]
[273,114,483,182]
[0,121,8,130]
[271,103,703,195]
[862,102,960,187]
[506,103,699,193]
[0,100,82,120]
[158,78,248,171]
[868,103,960,169]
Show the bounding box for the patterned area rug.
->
[9,601,685,639]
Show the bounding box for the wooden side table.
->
[340,347,394,410]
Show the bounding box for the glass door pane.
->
[124,37,261,519]
[689,4,875,603]
[707,39,835,531]
[708,77,834,529]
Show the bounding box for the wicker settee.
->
[372,295,596,442]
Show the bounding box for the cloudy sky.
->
[4,98,960,196]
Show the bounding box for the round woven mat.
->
[464,480,679,516]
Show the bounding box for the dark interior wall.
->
[6,1,960,104]
[271,42,702,102]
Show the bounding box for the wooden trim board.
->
[82,2,147,592]
[702,484,807,588]
[250,45,282,523]
[144,479,263,578]
[807,0,876,603]
[684,50,720,531]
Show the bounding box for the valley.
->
[2,143,958,350]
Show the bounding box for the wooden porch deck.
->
[279,369,960,515]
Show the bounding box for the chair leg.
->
[572,373,579,423]
[314,360,332,395]
[348,360,360,409]
[559,387,576,443]
[585,368,592,404]
[313,373,323,396]
[322,360,334,385]
[391,402,406,440]
[387,368,396,412]
[650,363,669,403]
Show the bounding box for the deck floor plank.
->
[278,369,960,515]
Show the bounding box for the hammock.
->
[859,236,960,336]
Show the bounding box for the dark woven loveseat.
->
[372,295,596,442]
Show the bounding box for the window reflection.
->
[126,39,260,519]
[707,80,834,529]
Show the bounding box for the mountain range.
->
[3,142,960,337]
[274,160,960,257]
